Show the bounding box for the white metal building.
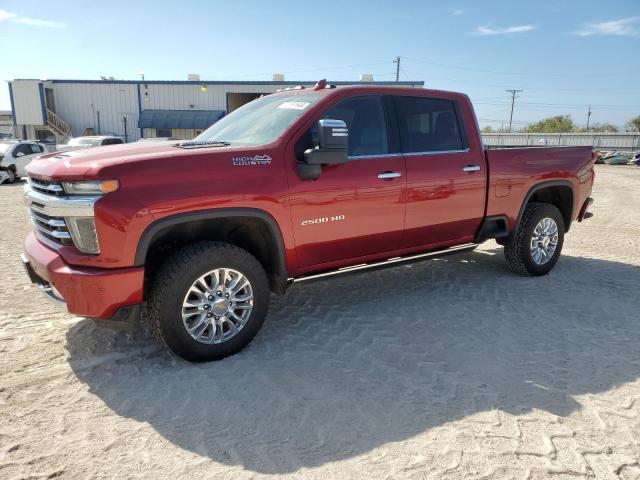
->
[0,110,12,138]
[8,77,424,144]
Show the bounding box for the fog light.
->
[66,217,100,254]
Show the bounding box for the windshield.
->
[194,94,321,146]
[0,143,13,154]
[69,138,100,146]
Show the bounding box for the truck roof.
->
[270,83,469,101]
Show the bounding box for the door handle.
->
[462,165,481,173]
[378,171,402,180]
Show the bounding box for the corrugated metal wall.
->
[141,84,276,110]
[11,80,45,126]
[482,133,640,151]
[51,82,139,140]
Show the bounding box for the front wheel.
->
[504,202,565,276]
[3,168,16,184]
[146,241,270,362]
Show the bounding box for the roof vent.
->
[187,73,200,81]
[360,73,374,82]
[272,73,285,82]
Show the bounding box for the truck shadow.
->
[66,248,640,474]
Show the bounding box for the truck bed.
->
[484,146,595,231]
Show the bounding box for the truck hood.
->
[26,141,187,180]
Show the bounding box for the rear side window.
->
[29,144,44,154]
[323,96,388,157]
[395,96,464,153]
[102,138,123,145]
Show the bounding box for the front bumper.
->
[22,232,145,319]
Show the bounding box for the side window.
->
[102,138,123,145]
[30,144,44,154]
[395,96,464,153]
[323,96,389,157]
[14,144,30,156]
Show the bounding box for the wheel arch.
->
[512,180,574,237]
[135,208,289,294]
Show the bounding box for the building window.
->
[156,128,172,137]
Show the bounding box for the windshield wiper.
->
[177,140,231,149]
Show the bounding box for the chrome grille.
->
[29,177,65,196]
[27,177,72,246]
[29,206,73,246]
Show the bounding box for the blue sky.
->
[1,0,639,128]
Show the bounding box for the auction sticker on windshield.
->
[278,101,310,110]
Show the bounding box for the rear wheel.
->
[146,241,270,362]
[504,202,565,276]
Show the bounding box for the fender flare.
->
[511,180,574,237]
[134,208,288,287]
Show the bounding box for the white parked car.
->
[56,135,124,152]
[0,140,47,183]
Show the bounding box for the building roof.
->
[138,109,225,129]
[12,79,424,87]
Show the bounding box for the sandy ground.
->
[1,165,639,480]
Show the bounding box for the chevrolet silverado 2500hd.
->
[21,81,595,362]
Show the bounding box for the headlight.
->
[60,180,118,254]
[66,217,100,254]
[62,180,119,195]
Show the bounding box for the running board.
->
[291,243,478,283]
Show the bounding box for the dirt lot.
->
[1,165,639,480]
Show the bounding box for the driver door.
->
[287,95,406,270]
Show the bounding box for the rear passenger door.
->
[393,95,485,248]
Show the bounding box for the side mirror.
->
[298,119,348,180]
[15,151,25,158]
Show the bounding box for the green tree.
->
[625,116,640,132]
[575,123,619,133]
[524,115,575,133]
[481,126,494,133]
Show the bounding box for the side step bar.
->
[291,243,478,283]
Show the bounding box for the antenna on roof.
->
[313,79,327,90]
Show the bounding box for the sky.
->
[1,0,639,129]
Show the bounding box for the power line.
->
[403,55,633,79]
[473,101,640,110]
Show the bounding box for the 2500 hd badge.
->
[301,215,346,226]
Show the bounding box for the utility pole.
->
[506,89,523,132]
[394,56,401,82]
[586,105,592,131]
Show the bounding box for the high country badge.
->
[232,154,272,166]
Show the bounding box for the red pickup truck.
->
[22,82,595,362]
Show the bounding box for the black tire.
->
[146,241,270,362]
[5,168,16,184]
[504,202,565,276]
